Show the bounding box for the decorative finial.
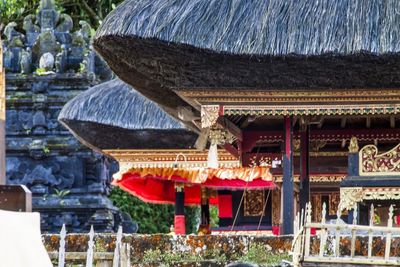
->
[348,136,359,153]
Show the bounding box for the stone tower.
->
[2,1,136,233]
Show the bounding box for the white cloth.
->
[0,209,52,267]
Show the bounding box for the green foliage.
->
[210,205,219,228]
[238,243,291,266]
[0,0,124,30]
[109,187,199,234]
[52,188,70,198]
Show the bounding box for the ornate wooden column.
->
[0,38,5,185]
[299,120,310,212]
[174,184,186,234]
[282,116,294,234]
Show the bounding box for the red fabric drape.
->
[113,166,276,205]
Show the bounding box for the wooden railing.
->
[292,203,400,266]
[53,225,130,267]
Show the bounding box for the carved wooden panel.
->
[360,144,400,176]
[311,194,322,222]
[329,193,340,216]
[244,190,264,217]
[272,189,281,225]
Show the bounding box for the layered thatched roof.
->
[96,0,400,56]
[59,79,197,150]
[93,0,400,111]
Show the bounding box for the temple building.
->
[61,0,400,234]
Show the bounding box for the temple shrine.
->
[61,0,400,234]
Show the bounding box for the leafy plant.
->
[0,0,125,30]
[43,146,50,154]
[53,189,70,198]
[109,187,199,234]
[238,243,291,265]
[35,68,48,76]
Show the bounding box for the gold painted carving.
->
[340,187,400,211]
[105,149,240,177]
[209,126,235,145]
[359,143,400,176]
[348,137,359,153]
[201,105,220,128]
[273,174,346,183]
[272,189,281,225]
[339,187,364,211]
[329,193,340,216]
[244,190,265,217]
[222,104,400,116]
[363,188,400,200]
[311,194,322,222]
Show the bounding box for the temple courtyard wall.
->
[41,233,400,266]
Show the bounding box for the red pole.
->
[174,184,186,235]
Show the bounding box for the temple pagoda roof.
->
[58,79,197,151]
[93,0,400,115]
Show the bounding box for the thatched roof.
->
[93,0,400,111]
[96,0,400,56]
[59,79,197,150]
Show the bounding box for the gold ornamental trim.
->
[104,149,240,179]
[359,143,400,176]
[274,174,346,183]
[340,187,400,210]
[201,105,220,128]
[177,89,400,105]
[223,104,400,116]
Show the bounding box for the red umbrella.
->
[113,166,276,205]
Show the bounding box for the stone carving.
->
[39,52,55,71]
[20,48,32,74]
[2,0,96,74]
[21,165,60,194]
[56,14,73,33]
[3,1,128,233]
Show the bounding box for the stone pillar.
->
[299,123,310,212]
[281,116,294,234]
[0,39,5,185]
[174,184,186,235]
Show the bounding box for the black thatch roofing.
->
[59,79,197,150]
[96,1,400,56]
[93,0,400,110]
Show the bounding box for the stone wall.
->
[3,0,135,233]
[41,233,400,266]
[43,234,293,266]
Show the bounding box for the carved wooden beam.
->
[390,116,396,128]
[217,116,243,142]
[366,117,371,128]
[340,118,347,128]
[221,143,239,159]
[242,128,400,152]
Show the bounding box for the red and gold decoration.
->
[113,166,274,205]
[360,143,400,176]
